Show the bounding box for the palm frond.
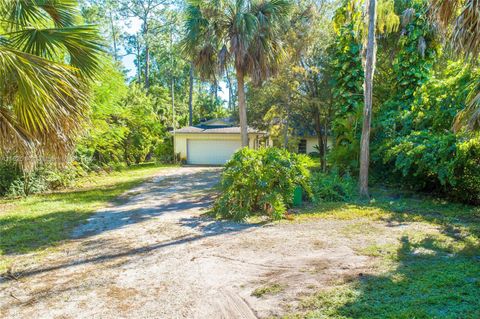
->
[0,0,101,167]
[1,47,85,130]
[245,0,291,84]
[431,0,480,131]
[0,46,87,166]
[0,0,78,29]
[431,0,480,59]
[182,0,292,83]
[7,25,104,78]
[453,90,480,132]
[430,0,462,29]
[452,0,480,59]
[0,108,36,168]
[182,0,226,80]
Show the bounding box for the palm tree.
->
[183,0,292,147]
[0,0,103,168]
[431,0,480,131]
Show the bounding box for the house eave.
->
[174,131,267,135]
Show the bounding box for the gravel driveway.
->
[0,167,372,318]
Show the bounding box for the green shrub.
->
[212,147,314,221]
[308,151,320,158]
[0,160,22,195]
[2,169,49,197]
[0,159,87,197]
[310,169,356,202]
[380,132,480,204]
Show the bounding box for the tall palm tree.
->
[0,0,103,168]
[183,0,292,147]
[431,0,480,131]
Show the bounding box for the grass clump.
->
[252,283,285,298]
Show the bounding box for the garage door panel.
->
[187,139,241,165]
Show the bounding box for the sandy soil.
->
[0,167,409,318]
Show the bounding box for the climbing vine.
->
[329,1,365,172]
[376,1,438,139]
[394,3,437,106]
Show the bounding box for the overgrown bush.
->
[0,159,88,197]
[0,160,23,196]
[0,161,48,197]
[212,147,314,221]
[380,132,480,204]
[310,169,356,202]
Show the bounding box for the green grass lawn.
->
[0,163,174,273]
[283,189,480,319]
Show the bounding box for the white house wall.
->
[305,137,333,154]
[174,133,261,162]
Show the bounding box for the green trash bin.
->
[293,186,303,207]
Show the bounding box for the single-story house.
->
[296,135,333,154]
[174,119,268,165]
[291,126,333,155]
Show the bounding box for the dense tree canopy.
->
[1,0,480,203]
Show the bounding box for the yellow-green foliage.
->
[213,147,314,221]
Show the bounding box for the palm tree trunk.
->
[236,68,248,147]
[359,0,377,198]
[189,62,194,126]
[226,71,233,110]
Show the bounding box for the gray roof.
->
[175,126,266,135]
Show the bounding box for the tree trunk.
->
[283,116,289,149]
[144,20,150,89]
[170,26,175,132]
[322,119,328,172]
[236,69,248,147]
[145,45,150,88]
[136,34,141,84]
[189,62,194,126]
[171,77,175,130]
[213,79,218,101]
[109,10,118,61]
[359,0,377,198]
[284,95,290,149]
[320,137,327,171]
[226,71,233,110]
[315,109,326,171]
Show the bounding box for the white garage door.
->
[187,139,241,165]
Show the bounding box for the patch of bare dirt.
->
[0,167,423,318]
